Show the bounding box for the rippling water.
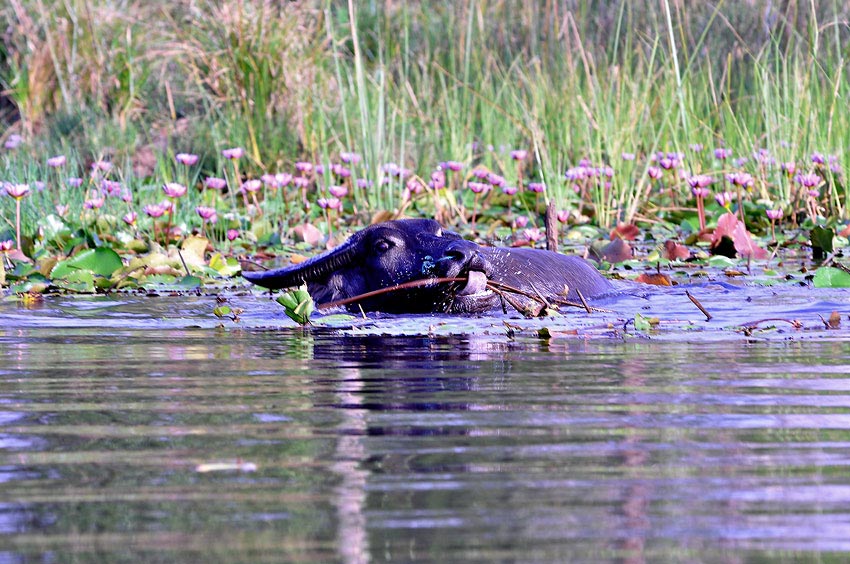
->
[2,293,850,562]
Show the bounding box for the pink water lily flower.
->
[487,173,506,187]
[340,152,361,164]
[332,164,351,178]
[84,196,105,209]
[144,203,168,218]
[796,172,822,188]
[329,185,348,198]
[47,155,66,167]
[565,166,588,181]
[687,174,714,190]
[715,191,735,207]
[714,147,732,160]
[726,171,754,188]
[196,206,218,223]
[176,153,199,166]
[781,161,797,176]
[204,177,227,190]
[523,228,544,242]
[318,197,341,210]
[510,149,528,160]
[4,183,30,200]
[4,134,22,150]
[275,173,293,187]
[101,179,122,197]
[222,147,244,160]
[241,179,262,193]
[162,182,187,198]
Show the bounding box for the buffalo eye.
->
[374,239,392,253]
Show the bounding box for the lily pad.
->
[209,253,241,277]
[812,267,850,288]
[707,255,738,269]
[174,275,203,289]
[181,236,209,268]
[51,247,123,279]
[53,270,96,293]
[811,226,835,260]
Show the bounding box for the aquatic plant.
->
[1,1,849,298]
[4,183,29,252]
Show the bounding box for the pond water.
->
[2,286,850,562]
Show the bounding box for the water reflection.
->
[0,321,850,560]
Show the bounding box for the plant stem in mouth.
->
[315,275,611,314]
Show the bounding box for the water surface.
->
[1,290,850,562]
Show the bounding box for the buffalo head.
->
[242,219,612,314]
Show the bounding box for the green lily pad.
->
[634,312,659,331]
[707,255,738,269]
[313,313,358,327]
[8,280,50,294]
[142,274,178,285]
[53,270,96,293]
[51,247,123,279]
[811,226,835,260]
[213,305,232,318]
[209,253,241,277]
[812,266,850,288]
[174,275,203,289]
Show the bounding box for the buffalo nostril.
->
[442,241,475,264]
[444,249,468,262]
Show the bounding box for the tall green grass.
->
[1,0,848,237]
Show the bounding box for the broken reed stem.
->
[177,249,191,277]
[487,284,532,315]
[575,289,591,313]
[317,275,611,314]
[740,317,803,329]
[685,290,712,320]
[486,280,611,313]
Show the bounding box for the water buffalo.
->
[242,219,613,314]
